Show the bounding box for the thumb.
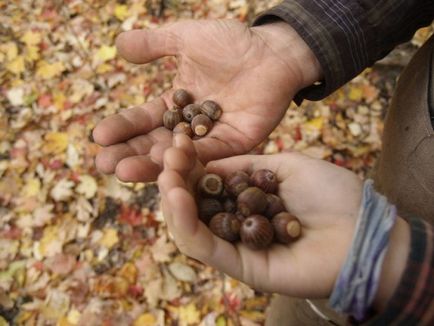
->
[116,24,182,64]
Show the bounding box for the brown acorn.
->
[191,114,213,136]
[272,212,302,244]
[198,198,223,224]
[173,89,192,108]
[224,171,250,197]
[222,197,237,213]
[197,173,224,197]
[173,122,194,138]
[163,109,183,130]
[209,212,241,242]
[237,187,268,217]
[264,194,286,219]
[182,104,201,122]
[251,169,278,194]
[201,100,222,121]
[240,215,274,250]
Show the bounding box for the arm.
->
[369,218,433,325]
[254,0,434,101]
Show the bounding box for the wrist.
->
[250,21,323,91]
[373,216,410,311]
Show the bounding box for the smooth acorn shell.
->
[272,212,302,244]
[209,212,241,242]
[201,100,222,121]
[224,170,250,197]
[197,173,223,197]
[222,197,237,213]
[182,104,202,122]
[163,110,183,130]
[198,198,223,224]
[264,194,286,219]
[237,187,268,217]
[172,89,192,108]
[251,169,278,194]
[240,215,274,250]
[191,114,213,136]
[173,122,193,138]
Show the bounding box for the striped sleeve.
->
[367,219,434,325]
[253,0,434,101]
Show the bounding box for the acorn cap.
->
[271,212,301,244]
[197,173,224,197]
[191,114,213,137]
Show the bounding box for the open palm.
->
[93,19,311,182]
[158,135,363,299]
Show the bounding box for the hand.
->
[158,134,364,298]
[92,19,322,182]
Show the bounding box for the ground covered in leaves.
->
[0,0,432,325]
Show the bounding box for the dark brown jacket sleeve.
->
[254,0,434,101]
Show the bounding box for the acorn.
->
[251,169,278,194]
[163,109,183,130]
[191,114,213,137]
[240,215,274,250]
[173,89,192,108]
[271,212,302,244]
[201,100,222,121]
[182,104,202,122]
[224,170,250,197]
[198,198,223,224]
[222,197,237,213]
[197,173,224,197]
[173,122,194,138]
[237,187,268,217]
[209,212,241,242]
[264,194,286,219]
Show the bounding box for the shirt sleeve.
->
[366,218,434,325]
[253,0,434,102]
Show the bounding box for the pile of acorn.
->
[163,89,222,137]
[196,169,302,250]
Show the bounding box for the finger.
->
[116,26,181,64]
[206,153,306,179]
[173,134,197,160]
[166,186,243,278]
[163,147,195,175]
[95,135,156,174]
[92,98,167,146]
[115,155,162,182]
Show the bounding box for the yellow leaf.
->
[20,30,42,46]
[178,303,200,325]
[24,45,40,62]
[36,61,65,79]
[133,313,156,326]
[114,4,129,20]
[43,132,69,154]
[348,87,363,101]
[0,42,18,61]
[95,45,117,62]
[57,317,73,326]
[76,175,98,199]
[304,117,324,131]
[216,315,227,326]
[99,228,119,249]
[0,316,9,326]
[239,310,265,322]
[118,262,138,284]
[6,56,25,74]
[53,91,66,110]
[66,309,81,325]
[96,63,114,74]
[22,178,41,197]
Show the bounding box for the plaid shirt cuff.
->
[253,0,434,102]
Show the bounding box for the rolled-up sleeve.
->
[254,0,434,101]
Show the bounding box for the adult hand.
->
[158,134,365,298]
[93,19,322,182]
